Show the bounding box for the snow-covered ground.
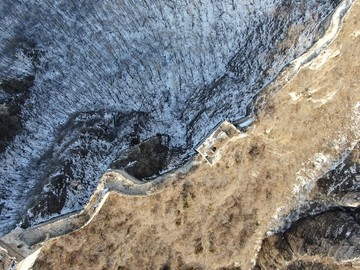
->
[0,0,341,235]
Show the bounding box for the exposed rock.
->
[286,210,360,260]
[110,134,171,180]
[256,210,360,269]
[311,142,360,207]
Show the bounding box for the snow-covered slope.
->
[0,0,341,234]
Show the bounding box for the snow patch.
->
[308,48,341,70]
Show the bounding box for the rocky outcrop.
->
[110,134,171,179]
[256,210,360,269]
[311,142,360,207]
